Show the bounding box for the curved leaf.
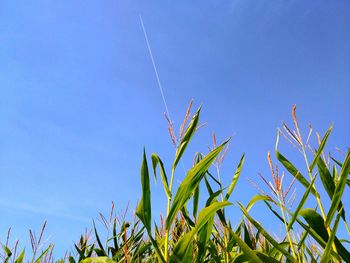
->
[166,139,229,230]
[276,151,318,197]
[326,150,350,226]
[173,107,200,170]
[225,154,245,200]
[320,209,342,263]
[136,149,151,232]
[227,229,263,263]
[299,208,350,262]
[317,157,346,220]
[151,153,171,198]
[287,176,317,231]
[238,202,295,262]
[309,126,332,171]
[170,201,232,262]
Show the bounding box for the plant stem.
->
[164,168,175,262]
[301,146,338,254]
[278,194,297,259]
[215,165,229,263]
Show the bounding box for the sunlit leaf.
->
[317,157,346,220]
[166,139,229,230]
[238,202,295,262]
[225,154,245,200]
[309,125,332,171]
[320,209,342,263]
[151,153,171,198]
[170,201,231,262]
[276,151,319,197]
[173,107,201,170]
[326,150,350,226]
[287,176,317,231]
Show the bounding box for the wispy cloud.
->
[0,200,91,223]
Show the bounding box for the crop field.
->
[1,103,349,263]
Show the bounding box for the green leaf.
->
[112,219,118,251]
[246,194,271,212]
[326,150,350,226]
[173,107,201,170]
[227,228,263,263]
[299,208,350,262]
[136,149,152,232]
[135,150,166,263]
[170,201,232,262]
[81,257,116,263]
[317,157,346,220]
[320,209,342,263]
[93,221,107,256]
[197,194,219,263]
[15,250,25,263]
[287,176,317,231]
[2,245,12,257]
[310,126,332,171]
[204,174,227,225]
[264,201,285,225]
[166,139,229,230]
[276,151,318,197]
[225,154,245,200]
[151,153,171,198]
[317,157,335,197]
[34,245,52,263]
[233,252,280,263]
[193,185,200,219]
[243,222,254,249]
[238,203,295,262]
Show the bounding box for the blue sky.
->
[0,0,349,258]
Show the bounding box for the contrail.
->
[139,15,172,122]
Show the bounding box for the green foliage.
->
[2,104,349,262]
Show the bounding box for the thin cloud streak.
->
[0,200,91,223]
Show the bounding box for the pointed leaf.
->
[326,150,350,226]
[238,202,295,262]
[81,257,116,263]
[320,209,342,263]
[193,185,200,219]
[225,154,245,200]
[246,194,271,212]
[287,176,317,231]
[227,228,263,263]
[173,107,200,170]
[136,149,152,232]
[15,250,25,263]
[170,201,231,262]
[93,221,107,256]
[310,126,332,171]
[166,139,229,230]
[299,208,350,262]
[276,151,318,197]
[151,153,171,198]
[317,157,346,220]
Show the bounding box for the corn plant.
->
[0,221,54,263]
[2,103,349,262]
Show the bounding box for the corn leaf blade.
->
[151,153,171,198]
[225,154,245,200]
[326,150,350,226]
[173,107,200,170]
[170,201,231,262]
[166,139,229,230]
[309,126,332,171]
[276,151,318,197]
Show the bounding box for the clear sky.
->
[1,0,349,258]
